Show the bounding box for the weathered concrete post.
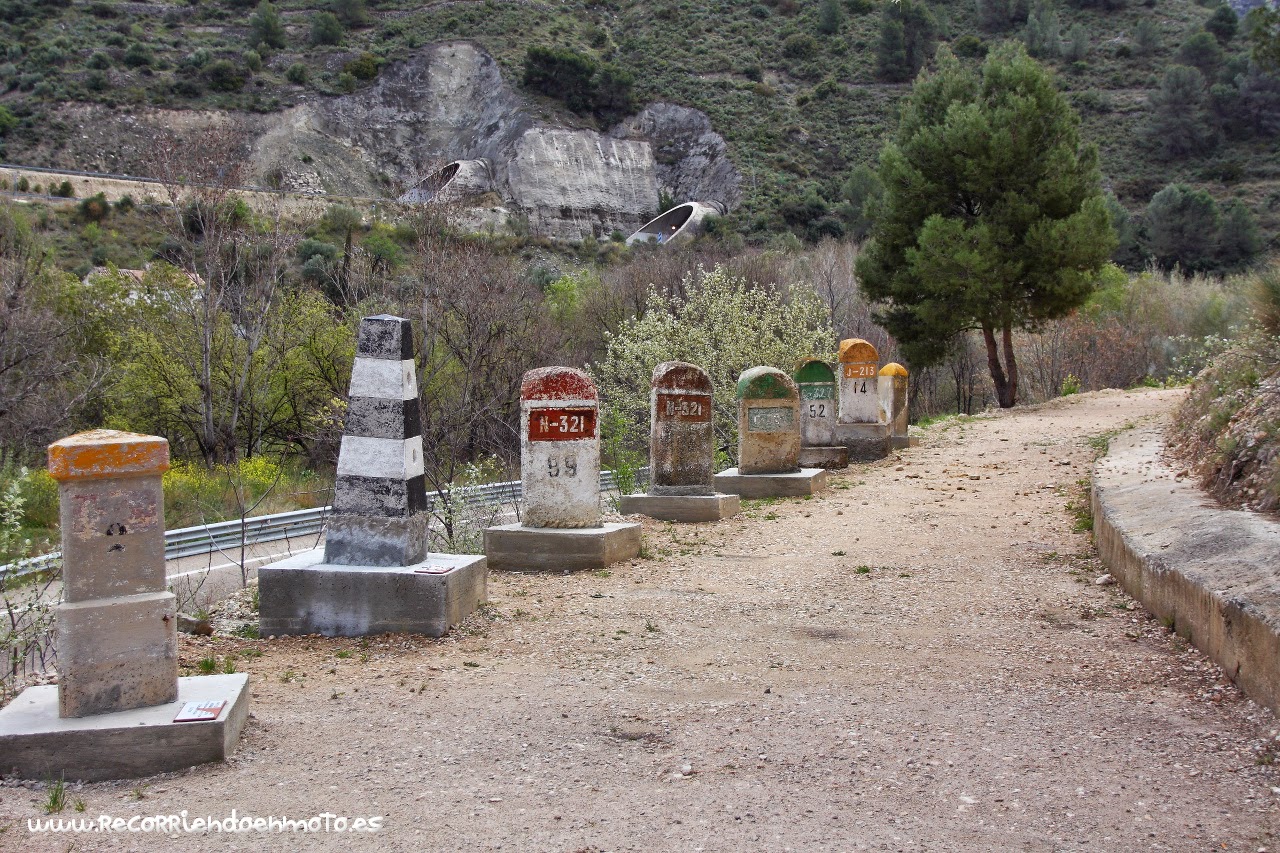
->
[258,314,487,637]
[325,314,429,567]
[618,361,741,522]
[714,366,828,498]
[834,338,890,461]
[485,367,642,571]
[521,367,603,529]
[0,430,249,781]
[794,358,848,469]
[878,362,915,449]
[51,431,177,718]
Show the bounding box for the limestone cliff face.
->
[504,129,658,240]
[613,104,742,212]
[314,41,737,240]
[35,41,740,241]
[317,42,531,185]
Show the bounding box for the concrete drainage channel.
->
[1093,427,1280,715]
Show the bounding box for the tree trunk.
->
[981,324,1018,408]
[1001,323,1019,408]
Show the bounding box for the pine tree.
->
[855,45,1114,408]
[1134,19,1160,55]
[818,0,843,36]
[1143,184,1221,273]
[248,1,286,50]
[1145,65,1218,159]
[876,0,938,82]
[1024,0,1061,59]
[1205,5,1238,45]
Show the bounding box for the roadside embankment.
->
[1094,426,1280,714]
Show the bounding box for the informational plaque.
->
[528,408,597,441]
[173,700,227,723]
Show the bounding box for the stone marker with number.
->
[618,362,741,522]
[878,362,916,449]
[485,367,641,570]
[713,366,828,498]
[259,314,486,638]
[834,338,890,461]
[794,358,848,469]
[0,430,249,781]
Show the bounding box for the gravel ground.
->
[4,387,1278,852]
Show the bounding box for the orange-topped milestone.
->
[48,430,170,482]
[879,362,908,377]
[838,338,879,364]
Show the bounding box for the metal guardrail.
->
[0,467,649,583]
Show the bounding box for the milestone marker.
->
[485,367,641,570]
[258,314,487,638]
[879,362,915,449]
[618,361,740,522]
[794,358,848,469]
[834,338,891,461]
[325,315,429,567]
[714,366,827,498]
[0,430,249,781]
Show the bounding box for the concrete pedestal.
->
[618,493,740,523]
[799,446,848,469]
[835,423,891,462]
[258,548,487,637]
[713,467,828,498]
[484,522,641,572]
[0,674,249,782]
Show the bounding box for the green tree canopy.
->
[855,45,1114,408]
[875,0,937,82]
[248,1,286,50]
[1145,65,1218,159]
[590,265,833,462]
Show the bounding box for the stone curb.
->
[1093,426,1280,715]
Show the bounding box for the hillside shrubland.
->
[0,0,1275,259]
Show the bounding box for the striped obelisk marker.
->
[324,314,429,567]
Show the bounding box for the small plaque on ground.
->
[173,700,227,723]
[414,565,455,574]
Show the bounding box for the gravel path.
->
[5,387,1278,852]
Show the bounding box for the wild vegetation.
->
[0,0,1275,257]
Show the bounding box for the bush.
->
[782,33,819,59]
[343,53,379,80]
[248,1,287,50]
[330,0,368,27]
[1144,183,1222,272]
[311,11,344,46]
[591,264,834,461]
[76,192,110,223]
[285,62,308,84]
[205,59,246,92]
[1134,18,1160,54]
[1177,30,1225,74]
[952,34,989,58]
[1205,5,1238,44]
[51,180,74,198]
[337,71,357,93]
[122,43,152,68]
[243,50,262,73]
[115,194,135,212]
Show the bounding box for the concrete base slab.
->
[0,674,249,782]
[258,548,486,637]
[834,423,891,462]
[799,446,848,469]
[713,467,828,499]
[1094,428,1280,716]
[890,436,920,450]
[484,522,641,572]
[618,493,741,523]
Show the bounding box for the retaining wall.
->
[1093,427,1280,714]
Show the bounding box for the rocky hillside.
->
[0,0,1276,249]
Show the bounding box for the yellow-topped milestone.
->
[48,430,170,482]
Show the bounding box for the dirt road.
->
[6,387,1277,851]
